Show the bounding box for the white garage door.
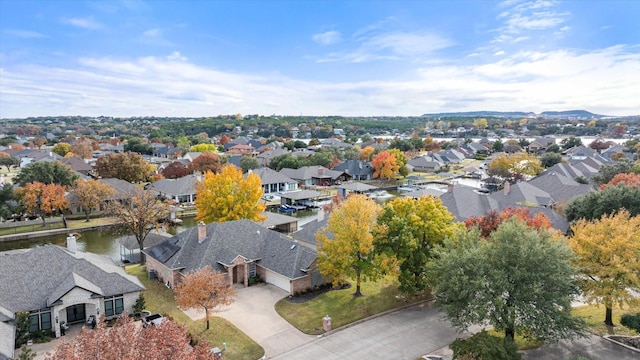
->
[265,270,291,293]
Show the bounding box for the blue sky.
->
[1,0,638,118]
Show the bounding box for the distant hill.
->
[422,110,605,118]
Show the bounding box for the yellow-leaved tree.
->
[488,152,542,180]
[569,210,640,326]
[195,165,266,223]
[316,194,386,297]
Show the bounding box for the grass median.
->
[126,264,263,360]
[275,276,431,335]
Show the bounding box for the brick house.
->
[143,220,322,295]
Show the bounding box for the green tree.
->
[431,219,583,341]
[592,159,639,187]
[0,156,19,172]
[569,210,640,326]
[195,165,266,223]
[450,330,521,360]
[14,161,79,186]
[0,183,15,220]
[492,139,504,152]
[564,184,640,222]
[375,196,461,293]
[316,194,385,296]
[540,152,563,168]
[239,156,260,173]
[560,136,583,150]
[123,137,153,155]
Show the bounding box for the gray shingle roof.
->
[145,219,317,280]
[528,170,593,202]
[292,217,329,246]
[337,182,378,192]
[439,185,499,221]
[333,160,373,177]
[490,182,554,208]
[251,167,296,185]
[148,174,199,196]
[0,246,144,313]
[280,166,343,181]
[280,190,325,200]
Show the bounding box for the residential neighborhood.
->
[0,114,639,360]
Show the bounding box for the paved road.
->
[522,334,639,360]
[271,301,461,360]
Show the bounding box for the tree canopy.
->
[187,152,222,174]
[569,210,640,326]
[175,266,235,330]
[95,152,153,183]
[488,152,543,180]
[14,161,79,187]
[45,315,216,360]
[0,156,20,172]
[372,151,399,180]
[194,165,266,223]
[464,207,553,238]
[564,184,640,222]
[15,182,68,223]
[591,159,640,187]
[70,179,115,221]
[161,161,190,179]
[239,156,260,173]
[375,196,460,293]
[430,219,583,341]
[316,194,386,296]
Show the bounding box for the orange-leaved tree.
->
[372,151,399,181]
[599,173,640,190]
[465,207,553,238]
[316,194,385,297]
[175,266,235,330]
[195,165,266,223]
[15,182,68,225]
[569,210,640,326]
[358,146,375,161]
[70,179,115,222]
[46,315,216,360]
[188,152,222,174]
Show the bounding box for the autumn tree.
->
[423,136,441,152]
[188,152,222,174]
[107,188,169,263]
[569,210,640,326]
[161,161,190,179]
[52,142,72,157]
[372,151,399,181]
[375,196,460,293]
[95,152,153,183]
[15,182,68,224]
[70,179,115,221]
[591,159,640,186]
[46,315,216,360]
[316,194,385,296]
[70,142,94,159]
[564,184,640,222]
[32,137,47,149]
[189,143,219,153]
[464,208,553,238]
[358,146,375,161]
[195,165,266,223]
[599,172,640,189]
[175,266,235,330]
[488,152,543,179]
[431,219,584,342]
[14,161,78,186]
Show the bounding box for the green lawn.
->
[0,221,65,236]
[573,303,640,336]
[486,329,543,350]
[275,277,431,335]
[126,265,264,360]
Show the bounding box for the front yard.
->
[573,303,640,336]
[126,265,264,360]
[275,277,431,335]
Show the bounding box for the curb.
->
[602,335,640,353]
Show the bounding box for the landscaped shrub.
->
[133,294,146,314]
[450,330,522,360]
[248,275,263,286]
[621,312,640,333]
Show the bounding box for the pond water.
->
[0,217,198,262]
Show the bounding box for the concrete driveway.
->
[522,334,640,360]
[184,283,315,358]
[271,301,463,360]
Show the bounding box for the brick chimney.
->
[503,182,511,195]
[447,183,454,192]
[198,222,207,243]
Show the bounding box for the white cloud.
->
[492,0,569,44]
[494,50,506,56]
[312,31,342,45]
[63,17,104,30]
[1,46,638,118]
[4,29,46,38]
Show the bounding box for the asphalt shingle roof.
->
[148,174,199,196]
[0,246,144,313]
[145,219,317,280]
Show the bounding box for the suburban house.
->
[0,240,144,358]
[143,220,322,295]
[528,136,556,153]
[333,159,374,180]
[147,174,199,204]
[251,167,298,194]
[226,144,256,156]
[153,146,182,160]
[67,178,138,215]
[280,165,349,187]
[256,148,289,167]
[407,155,443,173]
[60,157,93,176]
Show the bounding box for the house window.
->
[249,263,256,277]
[28,308,52,333]
[104,295,124,317]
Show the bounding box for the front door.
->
[66,304,86,324]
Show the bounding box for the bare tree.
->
[107,188,169,264]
